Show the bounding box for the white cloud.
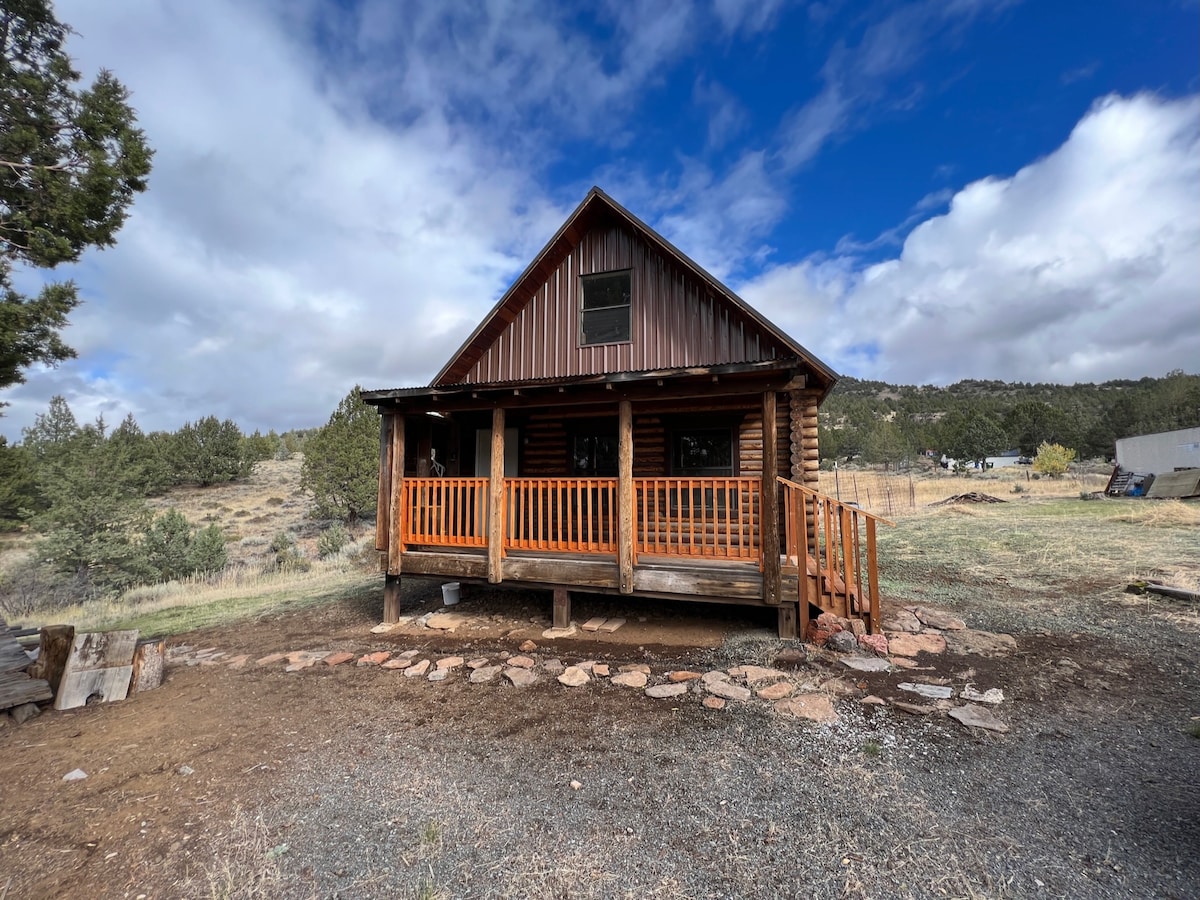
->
[741,93,1200,384]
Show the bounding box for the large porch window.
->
[670,427,736,513]
[572,431,619,476]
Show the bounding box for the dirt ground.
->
[2,576,1198,899]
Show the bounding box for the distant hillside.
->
[820,371,1200,464]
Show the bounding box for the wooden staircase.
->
[778,477,894,641]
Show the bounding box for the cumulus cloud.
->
[741,93,1200,384]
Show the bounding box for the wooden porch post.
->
[384,414,406,623]
[761,391,781,606]
[375,414,393,553]
[617,399,634,594]
[487,407,505,584]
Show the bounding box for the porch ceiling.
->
[362,358,807,414]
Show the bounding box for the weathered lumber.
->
[1127,581,1200,603]
[26,624,74,695]
[388,414,406,575]
[0,618,53,711]
[129,639,166,693]
[553,587,571,629]
[54,630,138,711]
[761,391,780,605]
[375,414,393,551]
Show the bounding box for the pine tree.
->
[301,387,380,524]
[0,0,152,396]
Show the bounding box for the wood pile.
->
[930,492,1007,506]
[1,617,54,713]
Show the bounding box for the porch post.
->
[375,414,393,552]
[761,391,781,606]
[617,399,634,594]
[487,406,505,584]
[384,414,406,623]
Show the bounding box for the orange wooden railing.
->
[779,476,893,633]
[635,477,760,562]
[402,478,488,547]
[504,478,618,553]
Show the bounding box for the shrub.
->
[0,557,90,617]
[317,523,350,559]
[188,524,228,575]
[269,531,294,554]
[1033,442,1076,479]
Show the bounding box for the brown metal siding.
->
[464,224,786,383]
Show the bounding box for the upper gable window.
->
[580,270,631,345]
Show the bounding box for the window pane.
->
[582,306,630,344]
[582,271,631,309]
[673,429,734,475]
[573,434,618,476]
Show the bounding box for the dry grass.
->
[818,465,1112,519]
[174,805,288,900]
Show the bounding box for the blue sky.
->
[3,0,1198,439]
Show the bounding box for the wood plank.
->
[26,624,74,695]
[502,555,620,588]
[388,415,406,575]
[383,573,402,622]
[54,628,138,709]
[404,551,489,580]
[0,671,53,711]
[618,399,635,594]
[488,407,505,584]
[761,391,781,604]
[633,566,763,599]
[777,603,798,640]
[54,666,132,710]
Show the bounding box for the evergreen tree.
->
[110,412,172,494]
[300,387,380,524]
[0,435,38,528]
[0,0,152,396]
[170,416,253,485]
[143,508,194,581]
[21,393,77,459]
[941,411,1007,471]
[186,523,227,575]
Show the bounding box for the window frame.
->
[570,421,620,477]
[579,268,633,347]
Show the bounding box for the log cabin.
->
[362,187,889,639]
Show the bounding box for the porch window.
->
[580,270,631,345]
[671,427,736,513]
[572,432,618,477]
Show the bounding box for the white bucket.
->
[441,582,461,606]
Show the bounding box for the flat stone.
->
[11,703,41,725]
[503,667,536,687]
[256,653,287,666]
[285,659,318,672]
[591,663,609,677]
[701,670,730,686]
[961,686,1005,704]
[668,670,702,683]
[404,660,430,677]
[645,683,688,699]
[557,666,590,687]
[898,682,953,700]
[426,612,468,631]
[469,665,502,683]
[370,622,397,634]
[774,648,807,669]
[611,671,648,689]
[943,629,1018,658]
[543,659,564,676]
[949,703,1010,733]
[581,617,607,632]
[741,666,788,685]
[570,780,582,790]
[598,618,626,633]
[62,768,87,782]
[702,696,726,710]
[728,666,746,677]
[519,640,537,652]
[773,693,837,722]
[507,655,535,669]
[858,634,889,656]
[706,680,751,702]
[912,607,966,631]
[891,700,935,716]
[357,651,390,667]
[541,624,578,639]
[381,657,413,670]
[756,682,795,701]
[575,660,595,673]
[323,651,355,667]
[427,669,448,682]
[467,657,490,669]
[399,649,423,659]
[839,656,892,672]
[225,654,250,669]
[618,663,651,675]
[882,608,922,632]
[821,677,860,698]
[890,657,919,669]
[861,695,886,705]
[436,656,465,670]
[886,632,947,657]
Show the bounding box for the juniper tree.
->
[0,0,152,397]
[300,387,380,524]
